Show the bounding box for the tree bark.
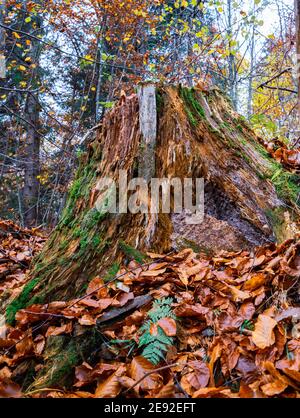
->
[23,92,40,227]
[0,0,6,79]
[295,0,300,121]
[22,3,42,227]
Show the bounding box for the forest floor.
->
[0,220,300,398]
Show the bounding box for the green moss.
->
[58,160,97,228]
[265,207,287,241]
[237,124,243,132]
[156,90,164,115]
[30,330,103,390]
[220,121,233,131]
[92,235,101,248]
[72,227,81,239]
[119,240,147,264]
[46,340,79,387]
[59,239,69,251]
[6,278,41,324]
[82,208,107,230]
[179,86,206,128]
[104,262,120,282]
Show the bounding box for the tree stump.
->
[6,83,300,315]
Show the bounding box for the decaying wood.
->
[15,83,299,305]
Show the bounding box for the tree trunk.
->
[0,0,6,79]
[295,0,300,122]
[23,93,40,227]
[22,3,42,227]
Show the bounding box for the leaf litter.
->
[0,221,300,398]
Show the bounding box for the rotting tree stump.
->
[5,83,300,318]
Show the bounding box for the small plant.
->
[138,297,176,365]
[240,319,254,333]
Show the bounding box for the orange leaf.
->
[95,365,126,398]
[261,379,288,396]
[157,317,177,336]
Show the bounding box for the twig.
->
[258,85,297,94]
[123,363,181,394]
[257,67,292,90]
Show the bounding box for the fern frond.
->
[138,297,176,365]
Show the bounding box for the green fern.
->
[138,298,176,365]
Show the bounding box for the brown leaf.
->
[78,314,96,326]
[153,378,175,398]
[94,365,126,398]
[226,285,251,302]
[252,314,277,349]
[174,303,209,318]
[157,317,177,336]
[184,361,210,391]
[238,302,255,320]
[0,380,22,398]
[192,387,229,398]
[141,268,166,277]
[275,308,300,322]
[45,323,72,337]
[243,273,266,291]
[261,379,288,396]
[130,356,162,391]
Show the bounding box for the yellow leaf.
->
[13,32,21,39]
[19,65,26,71]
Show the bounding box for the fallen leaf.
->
[157,317,177,336]
[130,356,162,391]
[252,314,277,349]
